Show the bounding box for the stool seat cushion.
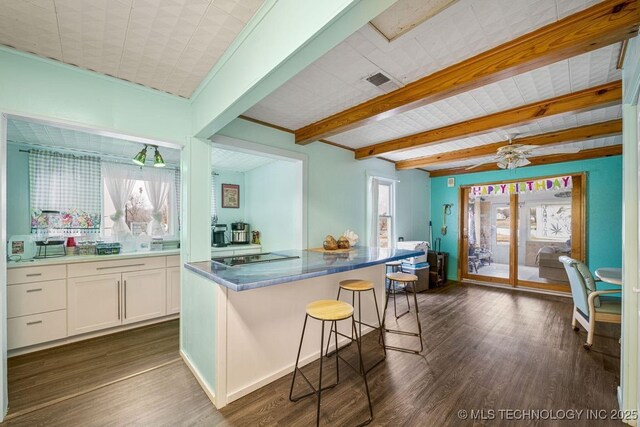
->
[339,279,374,291]
[385,261,402,266]
[386,272,418,282]
[306,300,354,320]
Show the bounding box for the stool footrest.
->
[290,367,339,402]
[383,344,421,355]
[384,328,420,337]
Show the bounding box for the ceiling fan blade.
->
[531,146,582,155]
[511,144,538,153]
[516,157,531,167]
[465,157,498,170]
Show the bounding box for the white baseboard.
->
[226,325,374,404]
[180,350,216,407]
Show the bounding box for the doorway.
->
[460,174,585,293]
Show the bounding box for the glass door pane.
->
[517,187,573,286]
[467,193,511,281]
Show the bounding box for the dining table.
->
[595,267,622,286]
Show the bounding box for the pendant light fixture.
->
[132,144,166,167]
[132,145,148,166]
[153,146,166,168]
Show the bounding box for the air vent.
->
[364,71,402,93]
[366,72,391,86]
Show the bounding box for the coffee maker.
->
[212,224,227,247]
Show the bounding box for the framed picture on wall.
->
[222,183,240,208]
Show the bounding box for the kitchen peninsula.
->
[185,246,423,407]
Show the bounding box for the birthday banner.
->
[470,176,572,197]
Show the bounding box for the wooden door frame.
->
[458,173,587,292]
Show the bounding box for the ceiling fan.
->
[466,134,582,170]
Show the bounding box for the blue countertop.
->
[184,247,424,292]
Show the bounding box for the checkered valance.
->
[29,150,102,230]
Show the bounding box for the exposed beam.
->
[428,145,622,177]
[395,119,622,170]
[354,80,622,159]
[294,0,638,145]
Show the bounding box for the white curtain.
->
[103,163,137,239]
[368,177,380,247]
[143,168,173,237]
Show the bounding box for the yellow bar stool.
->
[289,299,373,427]
[385,261,410,319]
[382,272,424,354]
[325,279,386,374]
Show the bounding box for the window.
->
[377,181,394,248]
[102,180,171,237]
[495,206,510,245]
[529,203,571,241]
[368,177,395,248]
[29,150,102,237]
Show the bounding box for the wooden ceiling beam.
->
[294,0,638,145]
[428,145,622,177]
[395,119,622,170]
[354,80,622,159]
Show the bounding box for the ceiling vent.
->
[364,71,402,93]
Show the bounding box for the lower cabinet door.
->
[68,273,122,336]
[122,269,167,325]
[166,266,181,315]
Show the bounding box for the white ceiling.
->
[0,0,264,98]
[244,0,603,130]
[7,119,181,166]
[211,147,276,172]
[242,0,622,171]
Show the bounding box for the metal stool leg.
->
[289,314,308,402]
[316,320,324,427]
[352,317,373,426]
[410,281,424,353]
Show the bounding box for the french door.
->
[460,174,585,293]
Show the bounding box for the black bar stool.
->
[385,261,410,319]
[325,279,386,373]
[290,299,373,426]
[382,272,424,354]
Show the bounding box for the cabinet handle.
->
[26,288,43,293]
[117,280,121,320]
[97,263,145,270]
[124,280,127,319]
[26,273,42,277]
[27,320,42,326]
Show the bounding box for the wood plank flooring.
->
[1,283,622,426]
[6,319,180,419]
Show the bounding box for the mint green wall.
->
[620,35,640,419]
[430,156,623,281]
[191,0,397,138]
[0,48,190,146]
[218,118,430,248]
[6,145,29,236]
[245,159,303,251]
[215,171,246,227]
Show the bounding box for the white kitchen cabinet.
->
[67,273,122,336]
[122,269,166,324]
[166,267,181,315]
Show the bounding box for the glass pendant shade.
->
[153,148,166,168]
[132,146,147,165]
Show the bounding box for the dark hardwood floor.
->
[1,283,622,426]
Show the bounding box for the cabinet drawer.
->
[68,256,166,278]
[8,280,66,318]
[8,265,66,285]
[166,255,181,268]
[8,310,67,350]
